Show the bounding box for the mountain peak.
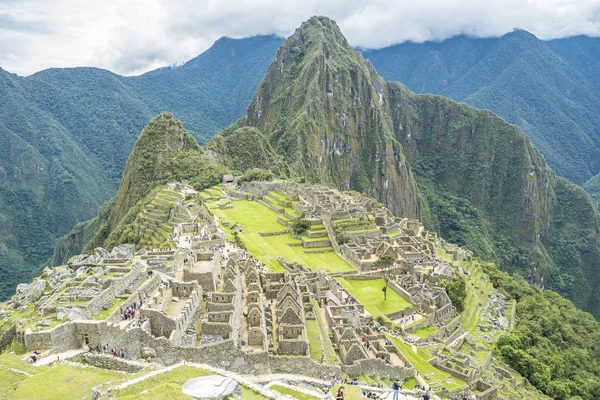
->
[293,15,348,48]
[109,112,199,228]
[501,28,539,42]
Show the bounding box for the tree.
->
[441,275,466,313]
[290,215,311,237]
[375,259,396,301]
[375,254,395,269]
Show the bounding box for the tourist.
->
[392,379,400,400]
[422,389,432,400]
[335,386,345,399]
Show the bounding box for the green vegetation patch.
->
[0,353,124,400]
[386,335,466,391]
[114,366,268,400]
[270,384,319,400]
[208,199,354,273]
[411,326,439,339]
[337,278,412,317]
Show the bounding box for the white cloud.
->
[0,0,599,76]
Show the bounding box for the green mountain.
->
[0,35,281,300]
[52,112,229,262]
[362,32,600,187]
[209,16,600,318]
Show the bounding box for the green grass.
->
[402,377,418,389]
[411,326,439,339]
[0,353,124,400]
[208,200,354,273]
[386,335,466,391]
[114,365,268,399]
[330,384,364,399]
[460,261,493,333]
[336,278,412,317]
[270,384,319,400]
[306,319,325,362]
[310,299,338,364]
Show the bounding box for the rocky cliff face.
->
[215,16,421,218]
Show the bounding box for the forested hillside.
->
[0,35,282,300]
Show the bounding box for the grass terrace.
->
[113,365,268,399]
[207,199,354,274]
[270,384,319,400]
[411,326,439,339]
[309,299,338,364]
[386,335,467,391]
[0,353,125,400]
[336,278,412,317]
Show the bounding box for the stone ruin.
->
[0,180,522,399]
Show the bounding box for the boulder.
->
[56,307,90,321]
[498,316,509,330]
[15,279,46,304]
[111,244,135,259]
[75,267,86,278]
[182,375,241,399]
[94,247,111,259]
[140,346,157,359]
[67,254,91,269]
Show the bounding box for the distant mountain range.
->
[2,27,600,305]
[363,31,600,187]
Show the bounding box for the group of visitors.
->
[121,299,143,321]
[95,343,126,359]
[344,293,358,305]
[365,320,387,334]
[398,314,416,326]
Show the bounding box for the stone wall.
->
[83,353,144,372]
[352,358,414,380]
[387,280,415,304]
[24,330,53,350]
[303,239,331,248]
[141,308,176,339]
[269,355,340,378]
[0,324,15,350]
[87,266,146,315]
[277,338,308,355]
[107,274,161,322]
[25,321,81,352]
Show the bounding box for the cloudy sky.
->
[1,0,599,76]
